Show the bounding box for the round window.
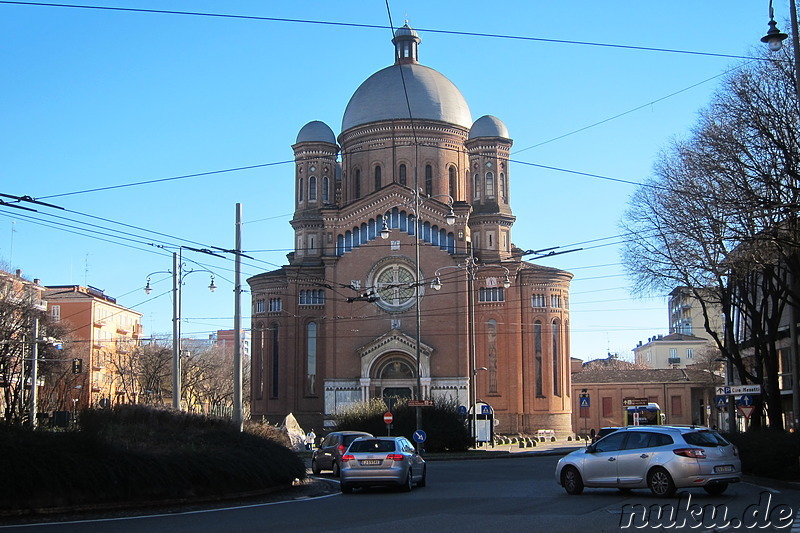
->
[374,263,417,311]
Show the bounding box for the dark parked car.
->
[593,427,622,443]
[340,436,427,493]
[311,431,373,476]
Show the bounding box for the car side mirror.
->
[585,444,596,454]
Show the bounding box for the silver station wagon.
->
[556,425,741,497]
[340,436,427,493]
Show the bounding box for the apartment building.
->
[44,285,143,409]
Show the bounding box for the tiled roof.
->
[572,368,713,384]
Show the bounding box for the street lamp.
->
[379,191,455,447]
[144,251,216,410]
[432,256,511,448]
[762,0,800,432]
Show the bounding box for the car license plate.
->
[715,465,734,473]
[360,459,381,466]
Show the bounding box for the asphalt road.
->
[2,455,798,532]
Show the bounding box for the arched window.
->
[474,174,480,199]
[354,169,361,198]
[254,322,264,400]
[552,320,560,396]
[298,177,304,202]
[322,176,329,203]
[534,321,543,397]
[308,176,317,202]
[270,323,279,398]
[399,164,407,186]
[374,165,382,191]
[500,172,507,203]
[487,319,498,393]
[307,322,317,395]
[485,172,494,198]
[448,166,456,199]
[380,359,414,379]
[425,165,433,196]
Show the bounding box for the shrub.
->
[332,397,471,452]
[0,405,306,511]
[724,429,800,481]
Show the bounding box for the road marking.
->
[0,492,341,529]
[743,482,781,494]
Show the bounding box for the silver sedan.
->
[340,436,426,493]
[556,425,741,497]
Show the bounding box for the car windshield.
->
[348,439,396,453]
[683,430,729,447]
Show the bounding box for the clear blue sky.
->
[0,1,781,360]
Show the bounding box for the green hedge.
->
[333,397,471,452]
[0,405,305,511]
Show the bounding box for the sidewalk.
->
[421,439,583,461]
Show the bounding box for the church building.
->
[248,24,574,435]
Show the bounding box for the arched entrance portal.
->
[373,354,416,400]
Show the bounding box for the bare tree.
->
[621,47,798,430]
[135,340,172,406]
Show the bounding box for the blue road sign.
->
[738,394,753,407]
[457,405,467,415]
[579,396,590,408]
[481,404,493,415]
[715,395,728,409]
[413,429,427,443]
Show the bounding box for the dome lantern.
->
[392,22,421,64]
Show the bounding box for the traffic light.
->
[72,358,82,374]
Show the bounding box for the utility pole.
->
[172,251,181,410]
[233,203,243,431]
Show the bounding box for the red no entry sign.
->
[383,411,393,424]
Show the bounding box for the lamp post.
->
[144,250,216,410]
[432,256,511,448]
[762,0,800,431]
[380,191,455,447]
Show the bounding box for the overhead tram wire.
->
[35,160,293,201]
[0,2,765,62]
[511,65,746,155]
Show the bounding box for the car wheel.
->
[561,466,584,495]
[417,465,427,488]
[647,467,676,498]
[340,482,353,494]
[401,468,413,492]
[703,482,728,495]
[311,458,321,475]
[332,461,340,477]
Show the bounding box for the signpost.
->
[579,391,590,438]
[738,405,755,420]
[622,397,649,407]
[715,385,762,396]
[384,411,393,436]
[408,400,434,407]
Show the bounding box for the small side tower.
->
[465,115,515,262]
[291,120,339,264]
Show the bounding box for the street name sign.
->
[715,385,762,396]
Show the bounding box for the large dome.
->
[341,63,472,133]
